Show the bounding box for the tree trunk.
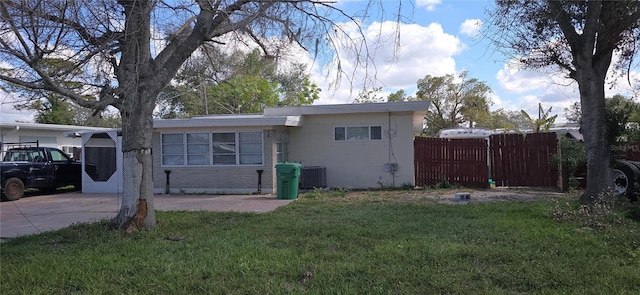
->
[112,91,158,231]
[577,67,612,204]
[111,0,157,231]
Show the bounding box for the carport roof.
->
[0,122,111,132]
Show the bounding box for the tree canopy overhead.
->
[486,0,640,203]
[0,0,401,230]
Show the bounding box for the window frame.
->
[212,132,237,166]
[238,131,263,165]
[161,133,186,166]
[333,126,383,142]
[161,131,264,167]
[186,132,211,166]
[276,131,289,163]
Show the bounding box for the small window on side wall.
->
[371,126,382,140]
[334,127,346,141]
[334,126,383,141]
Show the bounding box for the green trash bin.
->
[275,162,301,199]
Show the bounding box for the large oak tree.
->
[0,0,397,230]
[486,0,640,203]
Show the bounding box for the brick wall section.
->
[151,129,276,194]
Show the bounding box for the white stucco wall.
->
[287,111,418,189]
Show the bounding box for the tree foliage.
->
[552,136,587,191]
[565,94,640,143]
[353,88,414,104]
[156,48,320,118]
[520,103,557,133]
[487,0,640,203]
[3,57,119,126]
[14,95,121,127]
[353,87,385,104]
[475,108,529,130]
[415,71,492,136]
[387,89,412,102]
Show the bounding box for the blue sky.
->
[1,0,638,123]
[308,0,639,123]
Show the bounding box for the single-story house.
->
[152,101,430,194]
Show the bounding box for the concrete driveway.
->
[0,192,294,239]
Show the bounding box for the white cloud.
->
[312,21,463,104]
[495,54,640,123]
[416,0,442,11]
[0,90,34,122]
[605,54,640,100]
[0,59,34,122]
[495,60,554,94]
[494,61,592,123]
[459,19,482,37]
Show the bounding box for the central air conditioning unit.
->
[300,166,327,190]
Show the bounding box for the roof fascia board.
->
[153,116,301,129]
[264,101,431,116]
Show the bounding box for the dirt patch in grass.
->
[409,187,573,204]
[319,187,576,205]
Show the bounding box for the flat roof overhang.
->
[264,101,431,116]
[153,115,302,129]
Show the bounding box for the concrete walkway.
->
[0,192,294,239]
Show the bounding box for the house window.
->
[334,127,346,141]
[276,131,289,162]
[239,132,262,165]
[162,131,263,166]
[212,131,263,165]
[162,134,184,165]
[334,126,383,141]
[212,132,236,165]
[61,146,79,159]
[187,133,210,165]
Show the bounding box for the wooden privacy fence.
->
[414,137,489,188]
[414,133,559,188]
[489,133,558,187]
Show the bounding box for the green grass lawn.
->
[2,190,639,294]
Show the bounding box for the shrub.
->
[551,136,586,191]
[549,189,636,230]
